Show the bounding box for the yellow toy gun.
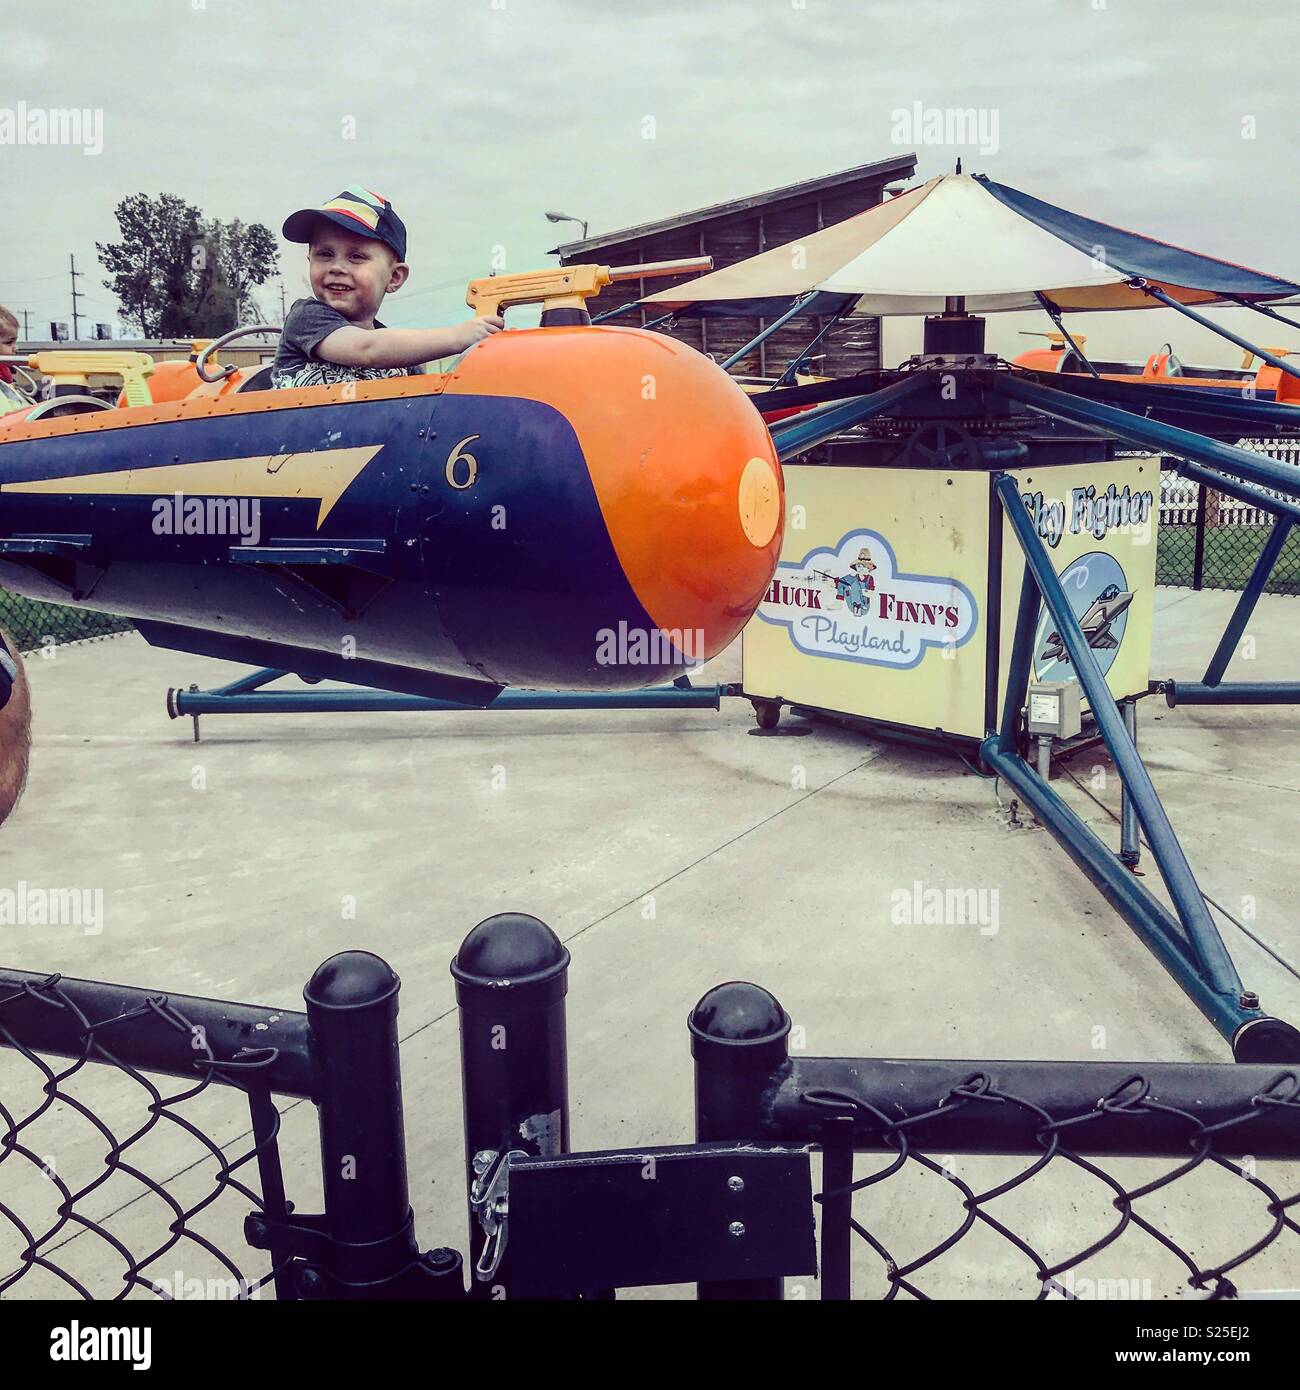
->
[465,257,711,321]
[17,351,156,406]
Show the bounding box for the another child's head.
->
[0,304,18,357]
[282,187,409,326]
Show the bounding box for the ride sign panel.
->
[742,455,1158,741]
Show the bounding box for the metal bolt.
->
[1240,991,1260,1010]
[728,1221,746,1238]
[727,1175,745,1193]
[295,1265,327,1299]
[422,1247,458,1272]
[472,1150,495,1176]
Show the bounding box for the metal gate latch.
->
[469,1148,527,1282]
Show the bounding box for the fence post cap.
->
[304,950,399,1011]
[1231,1015,1300,1063]
[689,981,790,1045]
[451,913,570,998]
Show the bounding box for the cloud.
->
[0,0,1292,344]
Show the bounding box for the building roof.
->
[18,337,275,352]
[549,152,919,257]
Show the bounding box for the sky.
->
[1,0,1296,365]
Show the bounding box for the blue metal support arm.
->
[211,666,286,697]
[774,306,853,386]
[993,372,1300,500]
[591,305,678,331]
[1033,293,1101,379]
[998,561,1040,752]
[979,740,1248,1043]
[1230,295,1300,335]
[589,301,640,325]
[1022,369,1300,434]
[1175,460,1300,528]
[769,374,929,461]
[992,473,1242,996]
[1202,517,1293,687]
[1128,281,1300,384]
[171,680,726,718]
[720,294,817,371]
[1165,682,1300,707]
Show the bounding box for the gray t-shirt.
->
[271,297,416,389]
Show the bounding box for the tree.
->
[98,193,200,337]
[188,219,279,332]
[98,195,279,338]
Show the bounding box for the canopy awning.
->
[640,174,1300,317]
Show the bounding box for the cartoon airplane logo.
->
[1040,583,1135,664]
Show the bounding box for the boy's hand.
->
[317,315,506,370]
[455,315,504,352]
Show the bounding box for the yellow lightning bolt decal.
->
[1,446,384,528]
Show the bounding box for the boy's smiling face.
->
[306,220,408,325]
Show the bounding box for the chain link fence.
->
[804,1069,1300,1300]
[0,971,303,1300]
[4,938,1300,1300]
[0,591,132,654]
[0,955,462,1302]
[1158,441,1300,595]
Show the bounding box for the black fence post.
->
[818,1117,855,1301]
[451,913,571,1298]
[1192,481,1209,591]
[303,950,448,1299]
[689,981,791,1301]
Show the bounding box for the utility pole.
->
[21,310,30,341]
[69,253,84,341]
[278,278,287,325]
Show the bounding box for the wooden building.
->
[550,153,917,379]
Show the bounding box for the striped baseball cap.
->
[283,186,407,261]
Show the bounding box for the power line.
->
[397,273,478,300]
[0,273,67,286]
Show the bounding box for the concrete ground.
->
[2,586,1298,1299]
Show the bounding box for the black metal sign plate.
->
[505,1142,816,1297]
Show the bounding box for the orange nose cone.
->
[445,325,783,660]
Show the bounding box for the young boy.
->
[272,186,503,389]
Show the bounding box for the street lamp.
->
[545,210,588,242]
